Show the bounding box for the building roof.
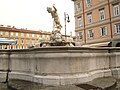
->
[0,26,51,35]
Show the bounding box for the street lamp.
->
[64,12,70,40]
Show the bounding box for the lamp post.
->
[64,12,70,40]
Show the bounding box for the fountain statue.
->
[47,4,64,45]
[38,4,75,47]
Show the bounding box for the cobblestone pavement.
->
[0,82,83,90]
[0,83,9,90]
[0,77,120,90]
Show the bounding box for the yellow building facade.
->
[0,26,51,49]
[72,0,120,47]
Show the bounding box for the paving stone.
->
[76,76,117,90]
[0,77,119,90]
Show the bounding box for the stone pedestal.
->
[39,29,75,47]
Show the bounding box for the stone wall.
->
[0,47,120,85]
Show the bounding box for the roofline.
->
[0,27,51,35]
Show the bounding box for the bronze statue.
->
[47,5,62,29]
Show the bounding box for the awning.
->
[89,42,110,47]
[82,42,110,47]
[0,38,17,45]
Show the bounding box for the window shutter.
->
[105,27,107,36]
[114,25,117,34]
[88,31,90,38]
[100,28,102,36]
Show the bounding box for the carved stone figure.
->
[47,5,62,29]
[36,4,75,47]
[47,4,63,43]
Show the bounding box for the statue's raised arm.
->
[53,4,57,12]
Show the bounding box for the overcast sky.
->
[0,0,75,35]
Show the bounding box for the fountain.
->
[1,4,120,90]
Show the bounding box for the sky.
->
[0,0,75,35]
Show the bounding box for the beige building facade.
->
[72,0,120,47]
[0,26,51,49]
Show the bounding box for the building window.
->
[37,35,39,38]
[76,3,81,11]
[32,34,34,37]
[16,39,18,44]
[46,35,49,40]
[21,39,24,43]
[22,45,24,49]
[21,33,24,37]
[114,23,120,34]
[16,32,18,36]
[100,26,107,36]
[99,8,105,20]
[0,31,3,35]
[5,32,9,36]
[27,34,29,37]
[88,30,94,39]
[42,35,45,40]
[87,13,92,24]
[4,45,7,49]
[79,32,83,39]
[86,0,91,7]
[77,16,82,27]
[11,32,14,36]
[113,4,120,16]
